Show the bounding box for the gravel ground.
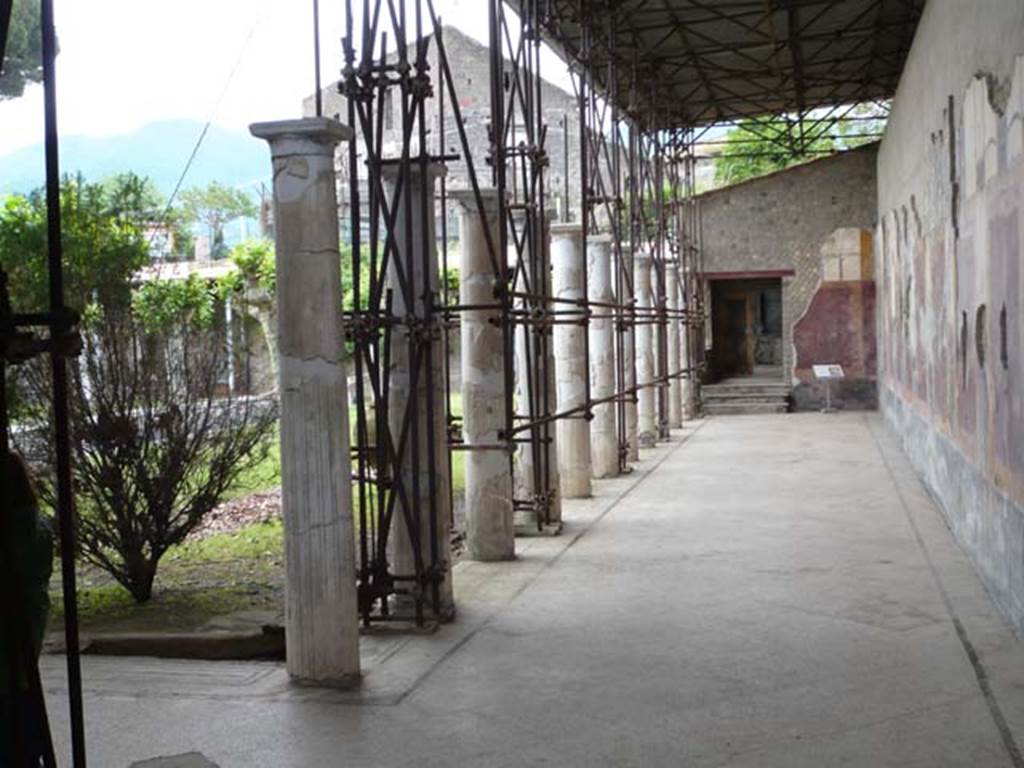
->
[188,489,282,540]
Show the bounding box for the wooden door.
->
[725,298,753,374]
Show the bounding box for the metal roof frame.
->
[525,0,924,131]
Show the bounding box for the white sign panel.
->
[812,364,845,380]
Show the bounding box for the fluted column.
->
[588,234,618,478]
[541,211,562,523]
[382,161,454,618]
[250,117,359,686]
[622,245,639,461]
[453,188,514,561]
[666,261,683,429]
[551,223,592,498]
[682,280,697,419]
[635,250,657,448]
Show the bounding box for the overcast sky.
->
[0,0,566,155]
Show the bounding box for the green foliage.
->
[131,273,226,331]
[231,238,276,294]
[100,172,195,261]
[441,266,460,306]
[0,173,278,602]
[340,246,369,312]
[0,0,43,99]
[180,182,258,259]
[51,518,286,632]
[713,108,885,187]
[223,429,281,500]
[227,240,461,313]
[17,308,279,602]
[100,173,163,222]
[713,119,837,187]
[0,175,151,314]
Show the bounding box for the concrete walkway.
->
[44,414,1024,766]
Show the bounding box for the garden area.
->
[0,172,466,646]
[49,403,468,640]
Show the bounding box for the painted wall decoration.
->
[792,228,877,410]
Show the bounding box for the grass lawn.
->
[223,431,282,500]
[51,393,467,635]
[52,520,285,634]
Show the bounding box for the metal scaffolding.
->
[338,0,512,626]
[334,0,711,627]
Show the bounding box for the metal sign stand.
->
[812,364,844,415]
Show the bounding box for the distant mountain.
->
[0,119,270,196]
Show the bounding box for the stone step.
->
[704,401,789,415]
[702,390,790,402]
[703,385,791,397]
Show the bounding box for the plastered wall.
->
[876,0,1024,631]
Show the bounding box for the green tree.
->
[713,119,838,187]
[231,238,275,294]
[1,174,277,602]
[180,182,258,260]
[0,175,151,314]
[713,107,885,187]
[0,0,43,100]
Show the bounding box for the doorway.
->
[710,278,783,379]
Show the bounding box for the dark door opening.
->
[710,278,783,380]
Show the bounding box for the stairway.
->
[702,375,790,415]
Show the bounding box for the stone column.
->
[551,222,592,498]
[681,282,695,420]
[635,250,657,448]
[381,161,454,618]
[682,322,695,419]
[452,189,514,561]
[250,118,359,686]
[512,211,535,520]
[541,212,563,523]
[666,261,683,429]
[515,212,563,528]
[653,259,669,440]
[588,234,618,478]
[622,246,639,461]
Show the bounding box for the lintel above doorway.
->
[701,269,795,281]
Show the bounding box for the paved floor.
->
[44,413,1024,766]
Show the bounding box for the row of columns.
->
[253,117,697,686]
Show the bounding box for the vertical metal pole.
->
[41,0,86,762]
[562,113,570,222]
[577,32,591,414]
[488,0,515,492]
[313,0,323,117]
[0,0,12,64]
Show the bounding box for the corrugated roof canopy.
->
[534,0,924,130]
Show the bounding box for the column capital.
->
[380,159,448,182]
[250,117,352,157]
[449,187,505,214]
[550,221,583,238]
[587,233,614,246]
